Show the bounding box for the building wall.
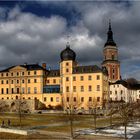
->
[102,46,120,83]
[110,84,137,103]
[60,60,109,110]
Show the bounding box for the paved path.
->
[131,130,140,139]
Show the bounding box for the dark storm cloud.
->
[0,1,140,79]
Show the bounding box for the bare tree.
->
[62,93,81,139]
[119,102,132,139]
[108,101,119,128]
[87,97,100,133]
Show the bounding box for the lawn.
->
[0,113,126,139]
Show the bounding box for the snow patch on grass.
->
[75,122,140,138]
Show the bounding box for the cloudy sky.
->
[0,1,140,79]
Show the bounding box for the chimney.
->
[24,63,27,66]
[42,63,46,69]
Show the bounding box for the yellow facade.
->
[0,46,109,111]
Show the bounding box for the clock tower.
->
[102,21,120,83]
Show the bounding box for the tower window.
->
[112,69,115,74]
[66,77,69,81]
[112,55,114,60]
[66,69,69,72]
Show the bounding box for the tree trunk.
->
[125,123,127,139]
[70,114,73,139]
[110,115,112,128]
[94,108,97,133]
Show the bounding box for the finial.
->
[109,19,111,31]
[66,35,70,48]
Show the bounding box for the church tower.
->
[102,21,120,83]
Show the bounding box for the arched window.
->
[112,54,114,60]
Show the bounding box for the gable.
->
[9,66,26,72]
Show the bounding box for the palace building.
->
[0,22,117,112]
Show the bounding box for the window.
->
[53,79,56,83]
[34,79,37,83]
[73,86,76,92]
[80,76,84,81]
[113,75,115,79]
[6,73,8,76]
[121,90,123,94]
[44,97,46,102]
[97,85,100,91]
[56,97,59,102]
[34,71,37,75]
[115,91,117,95]
[28,87,30,93]
[81,86,84,92]
[28,79,30,83]
[1,88,4,94]
[12,88,14,94]
[66,62,69,66]
[97,75,100,80]
[66,86,69,92]
[17,88,19,94]
[11,80,14,84]
[47,80,50,83]
[17,80,19,84]
[34,87,37,94]
[73,76,76,81]
[110,91,112,95]
[1,80,4,84]
[113,69,115,74]
[51,97,53,102]
[11,73,13,76]
[28,97,31,99]
[74,97,76,102]
[97,97,100,102]
[81,97,84,102]
[1,73,3,77]
[117,85,119,88]
[66,77,69,81]
[22,80,24,83]
[89,97,92,102]
[67,97,69,102]
[88,75,92,80]
[6,88,8,94]
[17,72,19,76]
[88,85,92,91]
[6,80,8,84]
[22,87,24,93]
[112,54,114,60]
[22,72,24,75]
[28,71,30,75]
[66,68,69,72]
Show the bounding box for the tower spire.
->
[104,20,116,47]
[66,35,70,48]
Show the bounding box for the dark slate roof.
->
[73,65,105,74]
[110,80,140,90]
[47,70,60,77]
[0,64,46,72]
[110,80,128,87]
[60,45,76,61]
